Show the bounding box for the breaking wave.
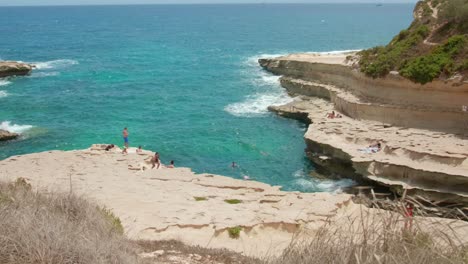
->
[33,59,79,70]
[30,72,60,78]
[224,53,293,117]
[292,170,356,193]
[0,80,11,86]
[224,92,293,117]
[0,121,34,134]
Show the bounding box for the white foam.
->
[316,179,355,192]
[30,72,60,78]
[0,121,33,134]
[0,91,8,98]
[294,177,355,193]
[245,53,288,67]
[224,92,293,117]
[0,80,11,86]
[33,59,78,70]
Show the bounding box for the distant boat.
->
[376,3,383,7]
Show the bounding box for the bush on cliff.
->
[358,25,429,78]
[440,0,468,32]
[400,34,467,84]
[0,179,136,264]
[358,0,468,84]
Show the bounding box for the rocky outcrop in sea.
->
[0,129,19,142]
[0,61,33,78]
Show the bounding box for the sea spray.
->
[0,80,11,87]
[224,53,293,117]
[29,72,60,78]
[33,59,79,70]
[0,121,33,134]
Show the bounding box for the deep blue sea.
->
[0,4,414,192]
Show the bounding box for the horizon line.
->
[0,2,416,7]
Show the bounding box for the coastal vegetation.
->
[224,199,242,204]
[194,196,208,201]
[228,226,242,239]
[272,201,468,264]
[1,178,468,264]
[358,0,468,84]
[0,179,136,263]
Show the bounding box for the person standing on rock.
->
[123,127,129,149]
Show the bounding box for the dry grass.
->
[137,240,263,264]
[0,179,137,264]
[2,177,467,264]
[271,199,468,264]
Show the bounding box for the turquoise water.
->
[0,4,414,192]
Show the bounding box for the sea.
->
[0,3,414,192]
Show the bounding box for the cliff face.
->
[259,58,468,134]
[259,53,468,204]
[0,61,33,78]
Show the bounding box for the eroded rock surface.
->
[0,129,19,142]
[0,61,33,78]
[260,53,468,204]
[0,146,352,257]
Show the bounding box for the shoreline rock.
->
[1,145,468,258]
[0,129,19,142]
[0,61,33,78]
[0,146,353,257]
[259,54,468,204]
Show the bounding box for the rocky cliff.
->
[259,56,468,134]
[259,52,468,204]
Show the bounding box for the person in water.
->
[123,127,129,149]
[152,152,160,169]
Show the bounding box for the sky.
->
[0,0,418,6]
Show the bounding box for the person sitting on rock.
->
[166,160,175,168]
[122,147,128,154]
[326,111,336,119]
[136,146,143,153]
[152,152,160,169]
[369,142,382,153]
[105,144,115,151]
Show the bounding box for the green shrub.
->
[224,199,242,204]
[99,207,125,235]
[400,35,466,83]
[359,25,429,78]
[194,196,207,201]
[228,226,242,239]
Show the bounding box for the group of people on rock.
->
[104,127,175,169]
[325,111,382,154]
